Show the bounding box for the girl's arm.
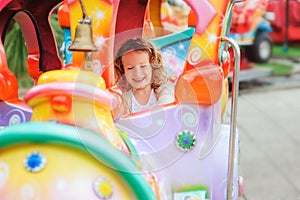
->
[109,86,129,120]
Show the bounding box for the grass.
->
[272,43,300,58]
[4,13,63,91]
[19,74,34,88]
[256,62,293,75]
[256,43,300,76]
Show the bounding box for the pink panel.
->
[185,0,217,33]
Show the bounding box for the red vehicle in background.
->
[230,0,274,64]
[228,0,275,82]
[267,0,300,44]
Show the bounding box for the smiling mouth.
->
[132,77,146,82]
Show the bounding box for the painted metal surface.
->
[0,0,241,199]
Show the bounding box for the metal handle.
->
[220,36,241,200]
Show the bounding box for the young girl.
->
[113,38,174,114]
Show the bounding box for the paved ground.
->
[237,87,300,200]
[226,60,300,200]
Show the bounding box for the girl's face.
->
[122,50,152,90]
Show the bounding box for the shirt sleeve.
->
[156,82,175,105]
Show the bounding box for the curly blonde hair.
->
[114,38,167,91]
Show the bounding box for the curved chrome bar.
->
[220,36,241,200]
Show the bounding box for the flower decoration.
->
[24,152,47,173]
[93,177,113,199]
[176,130,196,151]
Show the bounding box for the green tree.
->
[4,13,63,89]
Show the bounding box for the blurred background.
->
[228,1,300,199]
[3,0,300,199]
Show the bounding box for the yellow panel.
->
[0,144,135,199]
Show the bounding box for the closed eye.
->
[141,64,150,68]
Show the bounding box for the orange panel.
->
[175,65,223,105]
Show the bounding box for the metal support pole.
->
[221,36,241,200]
[283,0,289,52]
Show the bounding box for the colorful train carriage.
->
[0,0,243,199]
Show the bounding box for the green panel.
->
[150,27,195,49]
[0,122,157,199]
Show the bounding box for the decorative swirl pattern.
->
[183,112,198,128]
[187,47,202,65]
[6,109,26,125]
[21,184,36,199]
[175,105,199,128]
[162,47,176,60]
[0,162,9,187]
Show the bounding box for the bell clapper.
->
[84,51,93,71]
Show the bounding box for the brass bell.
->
[68,22,98,52]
